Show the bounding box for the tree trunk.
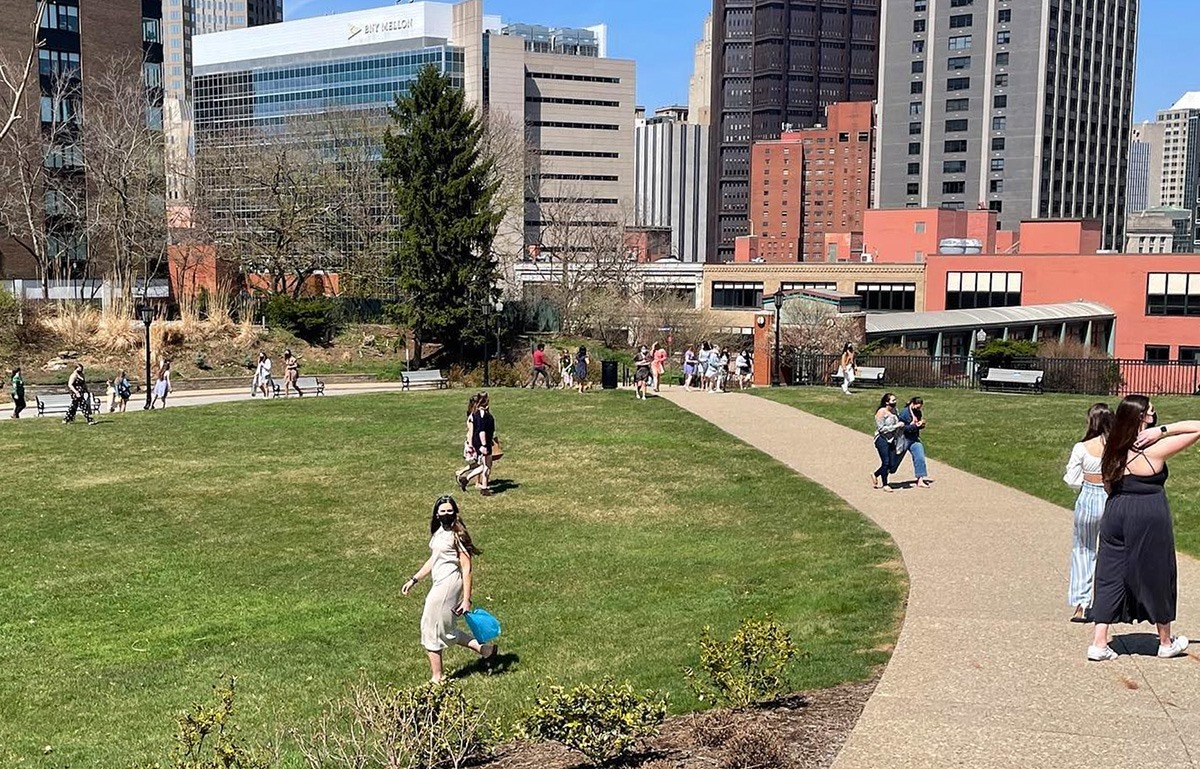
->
[411,332,423,369]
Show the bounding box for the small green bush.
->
[521,677,667,765]
[296,680,493,769]
[683,617,798,708]
[263,295,341,345]
[975,339,1039,370]
[134,678,275,769]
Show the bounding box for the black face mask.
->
[438,514,457,529]
[1146,413,1158,428]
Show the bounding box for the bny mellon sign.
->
[347,17,416,41]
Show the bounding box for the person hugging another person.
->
[896,396,932,488]
[871,393,903,492]
[1063,402,1112,623]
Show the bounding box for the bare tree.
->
[0,1,46,144]
[780,296,863,355]
[480,110,532,274]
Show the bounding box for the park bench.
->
[831,366,886,387]
[981,367,1044,394]
[35,392,101,417]
[402,369,449,391]
[271,375,326,397]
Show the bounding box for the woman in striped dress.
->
[1063,403,1112,622]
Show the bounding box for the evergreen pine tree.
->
[381,65,502,364]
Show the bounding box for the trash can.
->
[601,359,619,390]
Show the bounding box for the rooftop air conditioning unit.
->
[860,253,874,263]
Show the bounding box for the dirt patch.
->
[484,677,878,769]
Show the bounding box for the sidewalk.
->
[662,390,1200,769]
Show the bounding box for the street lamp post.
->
[772,287,784,387]
[138,304,154,409]
[482,299,504,388]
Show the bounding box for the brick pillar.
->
[752,313,773,387]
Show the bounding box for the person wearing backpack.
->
[115,370,132,413]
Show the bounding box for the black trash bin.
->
[601,359,619,390]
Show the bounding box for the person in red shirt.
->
[526,343,550,388]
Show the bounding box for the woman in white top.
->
[1063,403,1113,622]
[401,495,498,682]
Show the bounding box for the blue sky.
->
[285,0,1196,122]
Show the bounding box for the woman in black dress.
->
[1089,395,1200,661]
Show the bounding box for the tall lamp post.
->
[771,287,784,387]
[482,299,504,387]
[138,304,154,409]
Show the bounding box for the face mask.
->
[438,513,456,528]
[1147,412,1158,428]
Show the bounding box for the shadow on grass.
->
[489,479,520,494]
[448,650,520,680]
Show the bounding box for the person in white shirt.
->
[256,352,274,399]
[1063,403,1113,623]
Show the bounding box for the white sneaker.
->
[1158,636,1189,658]
[1087,645,1119,661]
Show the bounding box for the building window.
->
[1145,345,1171,364]
[911,81,924,95]
[41,3,80,32]
[907,183,920,195]
[943,160,967,173]
[907,162,921,175]
[993,95,1007,108]
[947,57,971,71]
[858,131,870,142]
[949,14,973,28]
[990,158,1005,171]
[1180,347,1200,364]
[912,40,925,54]
[856,283,916,312]
[991,137,1006,151]
[945,139,967,152]
[915,222,926,233]
[946,119,969,132]
[995,73,1008,87]
[950,0,974,6]
[992,116,1007,131]
[914,0,927,9]
[781,282,837,292]
[998,8,1012,22]
[947,76,970,90]
[912,60,925,74]
[945,271,1022,310]
[38,49,81,78]
[143,17,160,42]
[988,200,1003,213]
[996,31,1011,44]
[908,141,921,155]
[909,122,923,135]
[943,181,966,193]
[995,52,1010,65]
[1146,273,1200,316]
[914,19,927,32]
[946,98,969,112]
[711,282,764,310]
[948,35,972,50]
[909,102,923,116]
[989,179,1004,193]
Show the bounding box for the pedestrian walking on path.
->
[651,342,668,392]
[63,363,96,425]
[559,350,573,390]
[683,346,698,391]
[1089,395,1199,661]
[634,345,652,400]
[1063,402,1112,622]
[400,495,498,683]
[115,370,131,413]
[255,352,274,399]
[9,366,25,419]
[283,349,304,397]
[527,343,551,389]
[574,346,589,393]
[457,394,484,491]
[871,392,903,491]
[895,396,931,488]
[468,392,497,496]
[150,360,172,409]
[838,343,858,395]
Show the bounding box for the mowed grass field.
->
[0,390,904,767]
[755,387,1200,557]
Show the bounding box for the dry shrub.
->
[95,308,142,353]
[690,710,737,748]
[42,304,100,349]
[151,320,187,352]
[235,316,266,349]
[720,723,792,769]
[1038,338,1111,360]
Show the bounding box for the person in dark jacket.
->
[895,396,930,488]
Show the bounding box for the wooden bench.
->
[35,392,101,417]
[831,366,886,387]
[981,368,1044,393]
[402,369,449,390]
[271,375,325,397]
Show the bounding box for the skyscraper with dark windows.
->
[875,0,1138,249]
[705,0,881,263]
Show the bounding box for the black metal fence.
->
[787,352,1200,397]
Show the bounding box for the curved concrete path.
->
[662,390,1200,769]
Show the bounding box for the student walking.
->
[574,346,589,393]
[633,345,652,400]
[283,349,304,397]
[735,349,752,389]
[527,343,551,388]
[63,363,96,426]
[469,392,497,496]
[1063,402,1113,623]
[683,346,698,391]
[115,370,132,413]
[150,360,172,409]
[559,351,574,390]
[9,367,25,419]
[896,396,932,488]
[871,393,903,491]
[457,394,483,491]
[256,352,274,398]
[1088,395,1199,661]
[838,343,858,395]
[651,343,668,392]
[400,496,498,683]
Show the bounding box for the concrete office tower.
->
[746,101,874,263]
[876,0,1138,250]
[635,107,710,262]
[0,1,163,285]
[1128,121,1166,213]
[688,14,712,127]
[1137,94,1200,252]
[706,0,881,263]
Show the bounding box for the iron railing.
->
[787,352,1200,397]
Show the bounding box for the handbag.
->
[464,607,501,643]
[894,433,911,455]
[490,437,504,460]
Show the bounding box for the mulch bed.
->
[483,677,879,769]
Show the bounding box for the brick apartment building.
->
[738,101,874,264]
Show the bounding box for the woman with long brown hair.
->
[401,495,498,682]
[1063,402,1112,622]
[1088,395,1200,661]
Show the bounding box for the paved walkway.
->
[662,390,1200,769]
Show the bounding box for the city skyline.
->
[285,0,1199,120]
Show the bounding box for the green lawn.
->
[0,390,903,767]
[754,387,1200,557]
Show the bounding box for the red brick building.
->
[739,102,875,264]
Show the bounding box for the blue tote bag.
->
[464,607,501,643]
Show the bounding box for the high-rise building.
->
[875,0,1138,249]
[1127,121,1166,213]
[1131,94,1200,251]
[744,101,874,264]
[0,0,163,284]
[706,0,882,263]
[687,14,712,128]
[634,106,709,262]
